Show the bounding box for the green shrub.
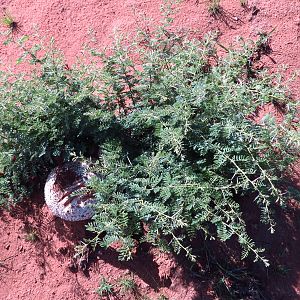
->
[0,39,115,205]
[84,25,300,265]
[0,13,299,266]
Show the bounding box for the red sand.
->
[0,0,300,299]
[0,201,203,300]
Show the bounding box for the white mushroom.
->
[44,161,96,221]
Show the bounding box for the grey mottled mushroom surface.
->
[44,161,96,221]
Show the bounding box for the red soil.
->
[0,0,300,299]
[0,197,204,300]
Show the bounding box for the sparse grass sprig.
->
[119,276,137,294]
[208,0,221,16]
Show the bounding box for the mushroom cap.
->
[44,161,96,221]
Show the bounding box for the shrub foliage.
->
[0,40,110,204]
[0,18,299,265]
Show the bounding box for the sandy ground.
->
[0,0,300,299]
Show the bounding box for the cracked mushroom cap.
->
[44,161,96,221]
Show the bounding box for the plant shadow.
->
[242,198,300,300]
[199,194,300,299]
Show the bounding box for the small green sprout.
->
[24,230,39,243]
[1,11,19,34]
[96,277,114,298]
[119,276,137,293]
